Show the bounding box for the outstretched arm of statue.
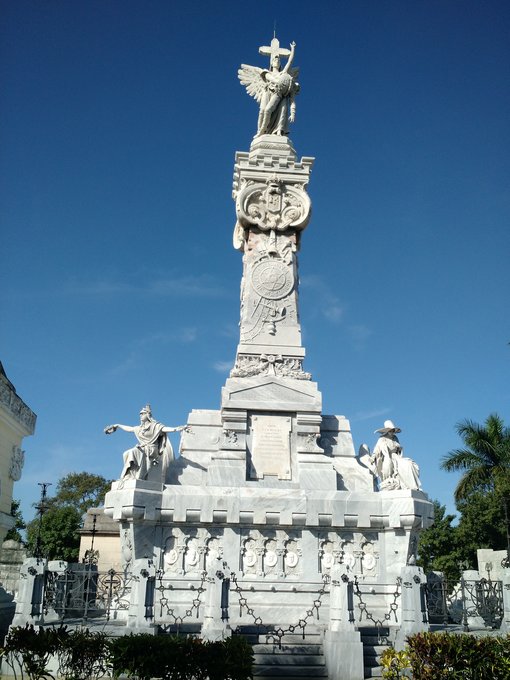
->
[104,424,136,434]
[161,425,190,433]
[282,41,296,74]
[289,97,296,123]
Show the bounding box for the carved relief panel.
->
[241,529,302,578]
[317,531,380,577]
[360,533,379,576]
[239,247,299,343]
[9,446,25,481]
[236,177,311,235]
[121,523,133,566]
[162,528,223,575]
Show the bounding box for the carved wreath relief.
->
[231,354,311,380]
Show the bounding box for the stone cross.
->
[258,37,290,66]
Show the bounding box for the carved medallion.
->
[251,259,293,300]
[164,549,179,566]
[322,552,334,569]
[244,549,257,567]
[285,550,298,568]
[264,550,278,567]
[362,553,376,570]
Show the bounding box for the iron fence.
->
[34,562,505,635]
[425,575,503,630]
[42,566,132,622]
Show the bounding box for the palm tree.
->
[441,413,510,564]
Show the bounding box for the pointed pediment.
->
[222,377,322,412]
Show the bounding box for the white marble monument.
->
[103,37,433,679]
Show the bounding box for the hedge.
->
[381,631,510,680]
[0,625,253,680]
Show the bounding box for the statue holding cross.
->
[238,37,300,137]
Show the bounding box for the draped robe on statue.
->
[372,434,421,491]
[120,420,174,481]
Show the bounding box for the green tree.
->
[5,499,26,543]
[455,491,507,568]
[26,505,82,561]
[26,471,112,561]
[48,472,112,516]
[417,500,462,582]
[441,413,510,558]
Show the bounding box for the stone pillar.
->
[44,559,68,621]
[462,569,485,630]
[11,557,47,627]
[394,565,428,650]
[127,558,156,631]
[499,569,510,633]
[323,564,364,680]
[201,558,231,641]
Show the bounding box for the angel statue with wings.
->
[238,38,299,137]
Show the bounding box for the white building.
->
[0,362,36,545]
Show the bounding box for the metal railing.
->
[42,566,132,623]
[425,574,503,631]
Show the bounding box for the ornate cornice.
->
[0,372,36,435]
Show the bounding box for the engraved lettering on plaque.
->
[250,414,292,480]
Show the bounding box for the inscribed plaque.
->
[250,414,292,480]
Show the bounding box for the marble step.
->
[254,652,326,666]
[359,627,390,679]
[254,643,322,654]
[253,665,328,678]
[249,630,322,643]
[251,634,326,680]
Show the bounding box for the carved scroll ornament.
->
[236,177,311,233]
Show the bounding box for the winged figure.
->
[238,41,300,137]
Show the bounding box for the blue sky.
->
[1,0,509,525]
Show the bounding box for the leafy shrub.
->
[57,629,111,680]
[1,626,253,680]
[380,647,412,679]
[1,625,62,680]
[406,632,510,680]
[109,632,253,680]
[201,635,254,680]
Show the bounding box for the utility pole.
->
[34,482,51,559]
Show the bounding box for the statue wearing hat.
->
[364,420,421,491]
[105,405,188,482]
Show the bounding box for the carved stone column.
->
[12,557,47,626]
[201,558,231,641]
[127,558,156,631]
[394,565,428,650]
[499,569,510,633]
[324,563,364,680]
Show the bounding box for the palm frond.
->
[454,466,494,501]
[441,449,484,472]
[445,414,510,502]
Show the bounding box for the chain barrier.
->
[353,576,401,643]
[154,568,208,628]
[221,567,330,648]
